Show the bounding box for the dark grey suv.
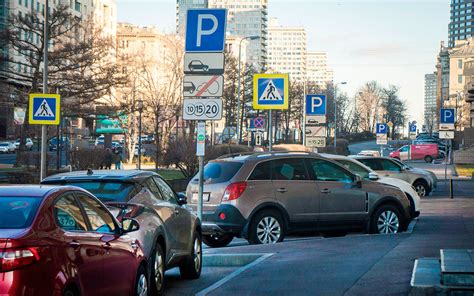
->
[186,152,412,247]
[42,170,201,295]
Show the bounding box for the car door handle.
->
[174,209,180,215]
[68,241,81,249]
[320,189,331,194]
[384,174,390,177]
[277,188,287,193]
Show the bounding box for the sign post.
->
[409,122,417,140]
[305,94,327,148]
[376,123,388,156]
[439,108,455,179]
[184,8,227,220]
[253,73,289,151]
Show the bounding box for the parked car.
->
[134,146,146,156]
[0,185,147,295]
[7,142,16,152]
[0,142,12,154]
[42,170,202,294]
[186,152,412,248]
[390,144,439,163]
[95,135,105,146]
[322,153,420,219]
[413,139,446,152]
[14,138,33,150]
[357,150,381,157]
[351,156,437,197]
[49,137,69,151]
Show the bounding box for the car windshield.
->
[0,197,42,229]
[334,159,370,179]
[56,181,135,202]
[200,161,243,184]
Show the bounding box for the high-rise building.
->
[306,51,333,88]
[448,0,474,48]
[175,0,208,34]
[424,73,438,132]
[176,0,268,70]
[267,19,306,81]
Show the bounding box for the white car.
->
[15,138,33,150]
[357,150,381,157]
[134,146,145,156]
[0,143,11,153]
[321,153,420,219]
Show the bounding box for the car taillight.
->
[222,182,247,201]
[0,247,40,272]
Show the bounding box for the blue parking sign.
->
[185,9,227,52]
[409,124,416,133]
[376,123,387,134]
[440,109,455,124]
[305,95,326,115]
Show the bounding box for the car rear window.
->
[202,161,243,184]
[356,158,383,171]
[56,182,136,202]
[0,197,42,229]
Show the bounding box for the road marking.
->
[196,253,274,296]
[196,75,219,96]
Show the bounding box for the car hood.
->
[378,177,420,210]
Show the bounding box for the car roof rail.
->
[216,152,256,159]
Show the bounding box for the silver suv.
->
[186,152,412,247]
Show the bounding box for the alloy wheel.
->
[377,210,400,234]
[415,185,426,197]
[193,237,202,272]
[137,272,148,296]
[256,216,281,244]
[154,249,164,292]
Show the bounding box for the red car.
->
[0,185,147,296]
[389,144,439,163]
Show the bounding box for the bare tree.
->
[356,81,383,133]
[380,85,407,139]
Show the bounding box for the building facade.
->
[424,73,438,133]
[448,0,474,48]
[267,19,307,82]
[306,51,334,88]
[175,0,208,34]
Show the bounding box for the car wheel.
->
[179,231,202,279]
[203,234,234,248]
[424,155,433,163]
[150,244,165,295]
[248,210,286,245]
[370,204,402,234]
[413,180,429,197]
[63,286,80,296]
[135,265,148,296]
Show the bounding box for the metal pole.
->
[268,110,272,151]
[449,178,454,199]
[444,138,448,180]
[197,155,204,220]
[334,85,337,150]
[302,80,307,146]
[138,108,142,170]
[40,0,49,181]
[236,39,243,145]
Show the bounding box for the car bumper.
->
[201,205,247,236]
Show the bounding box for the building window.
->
[18,0,22,5]
[458,59,463,69]
[458,74,463,84]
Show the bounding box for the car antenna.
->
[86,168,93,175]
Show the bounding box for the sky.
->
[116,0,450,125]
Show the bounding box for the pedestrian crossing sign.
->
[253,73,289,110]
[29,93,60,125]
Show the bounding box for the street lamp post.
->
[333,81,347,151]
[236,35,260,144]
[137,100,144,170]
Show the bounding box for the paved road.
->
[164,178,474,296]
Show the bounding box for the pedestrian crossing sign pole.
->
[29,94,60,125]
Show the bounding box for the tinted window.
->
[77,194,116,234]
[202,162,243,184]
[154,177,178,204]
[55,181,135,202]
[309,159,354,183]
[145,178,163,200]
[54,194,87,232]
[335,159,370,179]
[0,197,41,229]
[381,160,401,172]
[248,161,272,180]
[272,158,308,180]
[357,158,383,171]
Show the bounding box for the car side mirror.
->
[354,175,363,188]
[177,192,187,205]
[121,218,140,233]
[368,172,379,181]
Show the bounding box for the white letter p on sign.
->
[311,97,323,113]
[197,14,218,47]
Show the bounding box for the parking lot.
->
[163,162,474,295]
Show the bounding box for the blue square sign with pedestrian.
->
[306,94,326,115]
[29,93,60,125]
[185,9,227,52]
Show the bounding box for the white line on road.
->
[195,253,274,296]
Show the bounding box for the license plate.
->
[192,193,210,203]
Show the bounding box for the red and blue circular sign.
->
[253,117,265,129]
